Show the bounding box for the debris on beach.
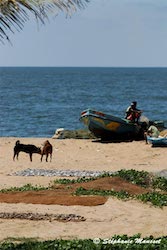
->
[155,169,167,179]
[0,212,86,222]
[12,168,113,177]
[52,128,96,139]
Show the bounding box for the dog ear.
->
[16,140,20,145]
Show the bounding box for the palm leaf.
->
[0,0,89,43]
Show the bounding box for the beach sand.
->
[0,137,166,241]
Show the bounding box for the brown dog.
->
[41,140,53,162]
[13,140,41,162]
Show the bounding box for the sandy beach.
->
[0,137,166,241]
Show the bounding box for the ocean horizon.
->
[0,67,167,137]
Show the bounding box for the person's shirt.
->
[147,125,159,138]
[125,106,133,118]
[125,106,141,121]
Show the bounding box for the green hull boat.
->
[80,109,146,141]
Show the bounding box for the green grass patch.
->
[53,176,97,185]
[137,192,167,207]
[114,169,167,191]
[152,177,167,192]
[113,169,151,187]
[53,169,167,192]
[0,184,50,193]
[0,170,166,207]
[0,235,166,250]
[75,187,130,199]
[74,188,167,207]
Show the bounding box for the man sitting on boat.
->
[125,101,142,123]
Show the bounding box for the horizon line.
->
[0,66,167,68]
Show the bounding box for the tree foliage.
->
[0,0,89,43]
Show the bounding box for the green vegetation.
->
[113,169,151,187]
[0,0,88,43]
[72,169,167,207]
[0,235,166,250]
[75,187,130,199]
[54,176,97,185]
[114,169,167,191]
[74,187,167,207]
[137,192,167,207]
[0,169,166,207]
[54,169,167,192]
[152,177,167,192]
[0,170,166,248]
[0,184,50,193]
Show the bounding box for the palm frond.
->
[0,0,89,43]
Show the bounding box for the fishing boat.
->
[147,136,167,147]
[80,109,146,141]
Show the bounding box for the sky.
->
[1,0,167,67]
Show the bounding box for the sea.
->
[0,67,167,137]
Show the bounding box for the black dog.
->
[13,140,41,162]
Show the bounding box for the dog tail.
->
[15,140,20,146]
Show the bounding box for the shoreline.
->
[0,136,166,191]
[0,136,167,188]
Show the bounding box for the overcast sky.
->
[1,0,167,67]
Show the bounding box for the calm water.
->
[0,67,167,137]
